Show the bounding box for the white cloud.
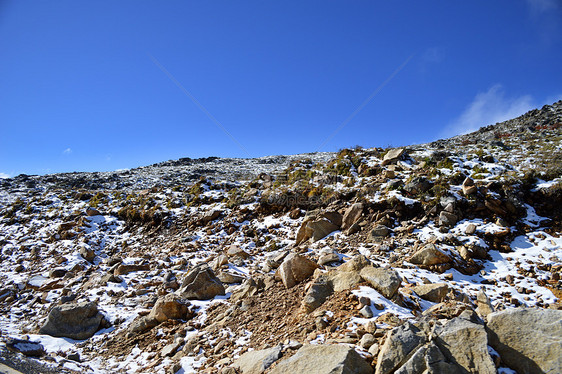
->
[442,85,535,138]
[0,172,10,179]
[63,148,73,155]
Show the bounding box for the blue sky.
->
[1,1,561,177]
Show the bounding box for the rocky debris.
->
[408,244,452,266]
[276,253,319,288]
[409,283,449,303]
[39,302,106,340]
[6,338,45,357]
[177,264,225,300]
[269,344,373,374]
[487,308,562,374]
[233,344,283,374]
[403,176,432,195]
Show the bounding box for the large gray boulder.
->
[270,344,372,374]
[178,264,225,300]
[360,267,401,299]
[375,322,426,374]
[487,307,562,374]
[434,317,496,374]
[39,302,104,340]
[233,345,283,374]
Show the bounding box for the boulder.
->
[270,344,373,374]
[439,211,458,226]
[85,207,101,216]
[486,308,562,374]
[302,275,333,313]
[148,293,192,323]
[178,264,225,300]
[6,338,45,357]
[408,244,452,266]
[434,317,496,374]
[39,302,105,340]
[410,283,449,303]
[475,290,494,318]
[308,218,340,242]
[382,148,405,166]
[276,253,318,288]
[233,345,283,374]
[403,176,432,195]
[226,245,250,259]
[375,322,426,374]
[360,267,401,299]
[79,247,95,263]
[393,342,457,374]
[368,225,390,240]
[342,203,363,230]
[462,177,477,196]
[328,255,371,292]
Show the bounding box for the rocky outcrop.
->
[269,344,373,374]
[39,302,106,340]
[487,308,562,374]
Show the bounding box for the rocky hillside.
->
[0,101,561,374]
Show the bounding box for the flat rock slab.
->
[487,307,562,374]
[270,344,373,374]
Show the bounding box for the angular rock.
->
[270,344,373,374]
[342,203,363,231]
[6,338,45,357]
[148,293,192,323]
[475,290,494,318]
[178,264,225,300]
[410,283,449,303]
[403,176,432,195]
[79,247,95,263]
[233,345,283,374]
[308,218,339,242]
[382,148,405,166]
[276,253,318,288]
[302,275,333,313]
[217,271,245,284]
[114,263,150,276]
[434,317,496,374]
[85,207,101,216]
[462,177,477,196]
[376,322,426,374]
[369,225,390,240]
[226,245,250,259]
[408,244,452,266]
[360,266,401,299]
[439,211,458,227]
[39,302,104,340]
[487,308,562,374]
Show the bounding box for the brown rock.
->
[409,244,452,266]
[276,253,319,288]
[342,203,364,231]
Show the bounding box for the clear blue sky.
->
[1,1,561,176]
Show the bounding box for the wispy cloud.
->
[442,84,535,138]
[63,148,73,155]
[0,172,10,179]
[525,0,560,13]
